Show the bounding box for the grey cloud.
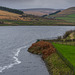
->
[0,0,75,9]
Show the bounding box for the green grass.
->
[68,14,75,18]
[52,43,75,68]
[56,14,75,23]
[45,53,73,75]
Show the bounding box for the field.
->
[56,14,75,23]
[52,43,75,68]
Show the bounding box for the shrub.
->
[28,41,56,59]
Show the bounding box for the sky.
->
[0,0,75,9]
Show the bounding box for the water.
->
[0,26,75,75]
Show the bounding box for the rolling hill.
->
[45,7,75,23]
[57,7,75,16]
[20,8,59,16]
[56,7,75,23]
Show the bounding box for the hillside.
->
[0,6,23,14]
[20,8,59,16]
[0,10,31,21]
[45,7,75,23]
[56,7,75,23]
[57,7,75,16]
[0,6,75,26]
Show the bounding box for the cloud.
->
[0,0,75,9]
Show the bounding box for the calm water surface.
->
[0,26,75,75]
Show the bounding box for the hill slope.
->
[0,10,31,21]
[45,7,75,23]
[57,7,75,16]
[0,6,23,14]
[56,7,75,23]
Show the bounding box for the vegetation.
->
[28,41,56,59]
[49,10,61,15]
[0,6,24,14]
[52,43,75,74]
[28,41,73,75]
[56,14,75,23]
[45,53,73,75]
[44,7,75,25]
[63,30,75,39]
[0,11,73,26]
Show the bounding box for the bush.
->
[28,41,56,59]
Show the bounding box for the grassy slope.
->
[45,53,73,75]
[52,43,75,67]
[0,10,31,21]
[57,7,75,16]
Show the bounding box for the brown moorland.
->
[0,10,31,21]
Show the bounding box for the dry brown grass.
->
[0,10,31,21]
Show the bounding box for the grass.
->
[52,43,75,68]
[45,53,73,75]
[0,19,68,26]
[56,14,75,23]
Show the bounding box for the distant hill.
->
[20,8,60,16]
[56,7,75,16]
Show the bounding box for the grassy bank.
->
[28,41,73,75]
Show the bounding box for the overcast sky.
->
[0,0,75,9]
